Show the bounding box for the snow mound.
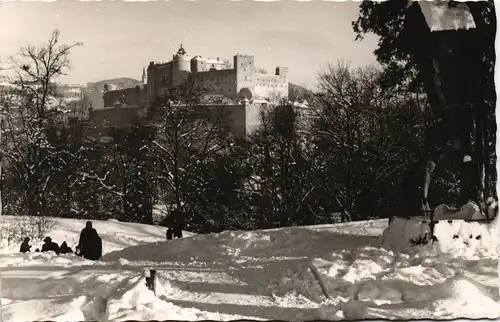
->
[102,224,382,263]
[381,204,499,256]
[0,216,188,255]
[312,246,500,320]
[1,264,135,321]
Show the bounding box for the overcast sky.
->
[0,0,379,89]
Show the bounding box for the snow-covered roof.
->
[205,59,225,65]
[191,55,225,65]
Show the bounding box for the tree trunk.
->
[456,104,476,205]
[474,103,487,211]
[27,191,40,217]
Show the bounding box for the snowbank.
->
[102,223,382,264]
[381,203,499,256]
[434,202,487,221]
[0,216,193,255]
[314,249,500,320]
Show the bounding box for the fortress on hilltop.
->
[144,44,288,101]
[93,45,295,139]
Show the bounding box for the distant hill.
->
[288,82,314,101]
[84,77,143,110]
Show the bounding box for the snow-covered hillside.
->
[2,217,499,321]
[0,216,189,255]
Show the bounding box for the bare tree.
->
[148,80,233,229]
[80,124,156,223]
[242,100,316,228]
[312,61,427,220]
[0,29,82,216]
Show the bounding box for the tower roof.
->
[176,44,187,56]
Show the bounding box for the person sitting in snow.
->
[77,221,98,258]
[82,229,102,261]
[59,241,73,254]
[166,227,173,240]
[41,237,60,255]
[19,237,31,253]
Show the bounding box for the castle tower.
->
[142,67,146,83]
[147,61,155,101]
[191,55,206,73]
[234,54,255,94]
[172,44,191,85]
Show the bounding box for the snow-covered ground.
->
[0,216,192,255]
[2,216,499,321]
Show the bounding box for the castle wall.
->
[252,73,288,100]
[191,69,237,98]
[221,104,246,139]
[88,105,146,139]
[245,101,265,135]
[103,86,147,108]
[192,57,226,72]
[150,63,173,99]
[185,104,247,139]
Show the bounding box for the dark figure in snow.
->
[59,241,73,254]
[41,237,60,255]
[170,209,185,239]
[166,228,173,240]
[173,224,183,239]
[19,237,31,253]
[77,221,98,258]
[82,229,102,261]
[35,248,40,252]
